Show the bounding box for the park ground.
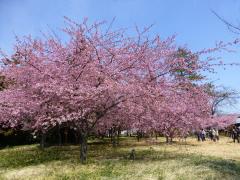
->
[0,136,240,180]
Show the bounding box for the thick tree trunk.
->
[137,131,143,142]
[166,136,169,143]
[40,133,46,149]
[80,132,88,164]
[137,131,141,142]
[58,125,62,146]
[166,136,173,143]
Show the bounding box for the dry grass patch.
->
[0,136,240,180]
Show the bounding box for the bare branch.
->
[211,9,240,34]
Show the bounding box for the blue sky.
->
[1,0,240,113]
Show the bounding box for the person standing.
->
[201,129,206,141]
[232,128,239,143]
[196,131,201,141]
[237,127,240,143]
[212,128,216,142]
[209,129,213,141]
[215,129,219,141]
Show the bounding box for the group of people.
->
[196,126,240,143]
[196,128,219,142]
[231,127,240,143]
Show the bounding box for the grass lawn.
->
[0,136,240,180]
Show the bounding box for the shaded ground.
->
[0,136,240,180]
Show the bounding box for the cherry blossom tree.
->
[0,18,231,163]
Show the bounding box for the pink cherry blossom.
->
[0,18,233,162]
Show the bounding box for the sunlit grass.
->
[0,136,240,180]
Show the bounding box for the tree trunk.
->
[64,129,68,144]
[40,133,46,149]
[58,125,62,146]
[80,132,88,164]
[137,131,141,142]
[109,128,113,141]
[112,131,117,147]
[117,127,121,145]
[166,136,169,143]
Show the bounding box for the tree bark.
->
[58,125,62,146]
[166,136,173,143]
[112,130,117,147]
[137,131,141,142]
[166,136,169,143]
[117,127,121,145]
[40,133,46,149]
[80,132,88,164]
[64,129,68,144]
[137,131,143,142]
[109,128,113,141]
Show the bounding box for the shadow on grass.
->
[127,149,240,178]
[0,141,239,179]
[192,156,240,177]
[90,145,240,179]
[0,145,80,169]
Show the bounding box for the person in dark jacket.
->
[232,128,239,143]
